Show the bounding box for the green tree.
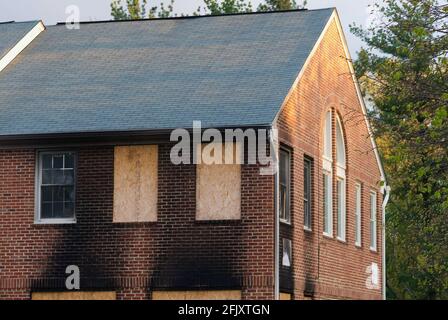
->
[258,0,307,12]
[111,0,175,19]
[111,0,308,19]
[196,0,253,15]
[352,0,448,299]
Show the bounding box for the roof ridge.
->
[0,20,40,25]
[54,7,335,26]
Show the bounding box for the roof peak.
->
[54,7,334,26]
[0,20,41,25]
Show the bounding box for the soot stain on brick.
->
[151,144,242,289]
[31,147,119,292]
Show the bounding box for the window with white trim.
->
[336,178,346,240]
[323,172,332,236]
[323,111,332,161]
[355,183,362,246]
[335,117,346,241]
[370,191,377,251]
[322,111,333,236]
[36,151,76,223]
[279,149,291,224]
[303,157,312,230]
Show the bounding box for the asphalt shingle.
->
[0,9,334,136]
[0,21,40,61]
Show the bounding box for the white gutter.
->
[0,21,45,73]
[270,127,280,300]
[382,185,391,300]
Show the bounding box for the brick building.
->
[0,8,389,300]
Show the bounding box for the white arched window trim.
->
[322,110,333,237]
[322,110,333,172]
[336,115,346,241]
[335,116,346,178]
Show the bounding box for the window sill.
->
[34,219,77,225]
[323,232,333,239]
[280,219,291,226]
[370,247,378,253]
[337,237,347,244]
[355,243,362,248]
[303,226,312,233]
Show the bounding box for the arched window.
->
[336,118,346,168]
[323,111,332,162]
[336,116,346,241]
[322,111,333,236]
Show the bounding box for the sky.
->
[0,0,377,56]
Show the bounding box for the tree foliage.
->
[257,0,307,12]
[110,0,308,19]
[352,0,448,299]
[111,0,175,19]
[196,0,253,15]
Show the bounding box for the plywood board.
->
[152,290,242,300]
[114,145,158,222]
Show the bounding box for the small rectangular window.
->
[36,151,76,223]
[355,183,362,246]
[282,238,292,267]
[279,149,291,223]
[337,178,346,241]
[323,172,332,236]
[370,191,377,251]
[303,157,312,230]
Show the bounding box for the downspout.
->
[381,185,391,300]
[270,127,280,300]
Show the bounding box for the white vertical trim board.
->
[331,11,387,189]
[0,21,45,73]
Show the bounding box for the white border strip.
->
[273,10,336,125]
[0,21,45,73]
[273,9,387,189]
[332,11,387,188]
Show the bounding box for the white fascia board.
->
[273,9,337,125]
[0,21,45,73]
[332,11,387,190]
[273,9,387,191]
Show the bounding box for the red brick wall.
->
[0,145,274,300]
[276,19,384,300]
[0,17,384,302]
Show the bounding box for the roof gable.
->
[0,21,44,72]
[0,21,38,59]
[0,9,334,137]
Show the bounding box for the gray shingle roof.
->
[0,9,334,137]
[0,21,40,61]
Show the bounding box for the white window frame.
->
[279,148,291,224]
[323,111,332,169]
[322,110,333,237]
[303,157,312,231]
[370,191,377,251]
[35,150,77,225]
[323,171,333,237]
[355,183,362,247]
[336,177,346,241]
[335,116,346,242]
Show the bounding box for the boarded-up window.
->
[196,143,241,220]
[32,291,116,300]
[152,290,241,300]
[113,145,158,222]
[280,292,292,300]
